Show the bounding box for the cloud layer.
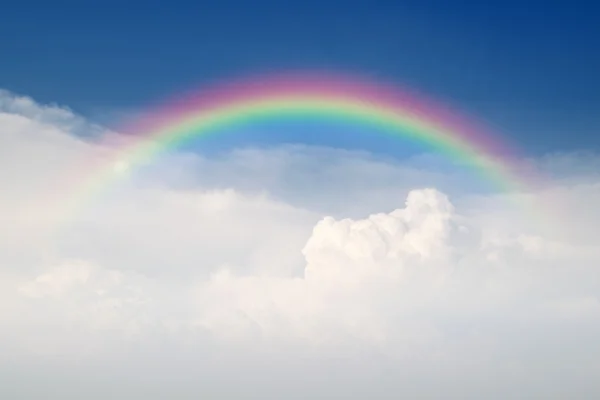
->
[1,89,600,399]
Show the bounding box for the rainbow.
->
[61,71,543,223]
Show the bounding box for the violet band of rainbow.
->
[58,71,549,229]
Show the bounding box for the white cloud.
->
[1,88,600,398]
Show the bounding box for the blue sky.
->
[1,0,598,155]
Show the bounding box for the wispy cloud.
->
[1,89,599,399]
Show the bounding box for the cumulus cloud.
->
[1,89,600,399]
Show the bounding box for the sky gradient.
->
[1,0,598,154]
[2,2,600,398]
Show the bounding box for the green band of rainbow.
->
[59,72,544,226]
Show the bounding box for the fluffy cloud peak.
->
[303,189,457,289]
